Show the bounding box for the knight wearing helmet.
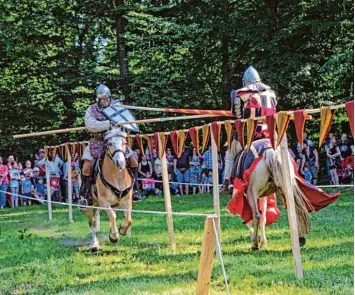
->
[223,66,278,190]
[79,84,139,205]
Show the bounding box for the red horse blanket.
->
[227,150,340,226]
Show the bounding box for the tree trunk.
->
[115,0,131,103]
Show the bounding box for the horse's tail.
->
[264,148,311,236]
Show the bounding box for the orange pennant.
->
[44,147,49,160]
[177,130,187,158]
[135,135,145,156]
[294,110,307,147]
[275,111,291,147]
[189,127,200,154]
[319,107,335,147]
[224,120,233,150]
[211,122,221,152]
[246,119,256,149]
[234,120,245,149]
[159,132,168,159]
[201,124,210,153]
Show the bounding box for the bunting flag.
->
[275,111,291,147]
[246,119,257,149]
[189,127,200,154]
[154,132,168,159]
[50,147,57,160]
[234,120,245,149]
[170,130,187,158]
[211,122,221,151]
[57,145,64,161]
[345,101,354,137]
[44,147,49,160]
[70,143,77,158]
[224,120,233,150]
[143,135,153,158]
[135,135,145,156]
[294,110,307,147]
[127,135,133,148]
[319,107,335,147]
[201,124,210,153]
[266,115,276,149]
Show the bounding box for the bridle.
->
[106,133,127,162]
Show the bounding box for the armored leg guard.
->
[79,175,92,207]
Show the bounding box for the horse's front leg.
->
[246,187,260,250]
[259,197,268,249]
[119,192,132,236]
[105,207,119,243]
[85,208,100,252]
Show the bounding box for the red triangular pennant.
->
[294,110,307,147]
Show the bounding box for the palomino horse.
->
[85,128,133,252]
[230,138,311,250]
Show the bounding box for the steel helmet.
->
[242,66,261,86]
[96,83,111,100]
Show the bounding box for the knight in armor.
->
[223,66,277,190]
[80,84,139,205]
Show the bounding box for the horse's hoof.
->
[89,246,100,252]
[109,235,119,244]
[118,226,127,236]
[251,246,259,251]
[299,237,306,247]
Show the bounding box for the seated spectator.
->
[168,173,179,196]
[153,158,162,189]
[49,171,60,202]
[202,146,212,171]
[300,141,319,185]
[189,148,202,195]
[338,133,353,170]
[0,156,9,209]
[21,170,33,206]
[138,155,153,187]
[208,170,213,189]
[200,171,209,194]
[32,167,46,201]
[141,172,156,197]
[303,165,312,184]
[176,148,191,195]
[166,148,177,179]
[326,140,341,185]
[9,161,20,208]
[340,164,353,184]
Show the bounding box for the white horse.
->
[84,129,133,252]
[230,139,311,250]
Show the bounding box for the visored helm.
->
[96,83,111,102]
[242,66,261,87]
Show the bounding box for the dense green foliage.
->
[0,0,353,156]
[0,189,353,294]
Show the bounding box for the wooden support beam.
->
[196,216,217,295]
[161,151,176,251]
[210,125,221,239]
[45,161,52,221]
[279,134,303,278]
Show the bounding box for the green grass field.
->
[0,188,353,295]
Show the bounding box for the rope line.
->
[0,190,214,217]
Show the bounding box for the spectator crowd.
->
[0,131,353,209]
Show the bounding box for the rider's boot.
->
[221,179,234,194]
[79,175,92,207]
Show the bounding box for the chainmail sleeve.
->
[84,106,110,133]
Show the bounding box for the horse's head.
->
[104,128,128,170]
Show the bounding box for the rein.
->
[98,140,134,199]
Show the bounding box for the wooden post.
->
[67,151,74,223]
[45,161,52,221]
[196,216,217,295]
[279,134,303,278]
[210,125,220,238]
[161,151,176,251]
[95,209,100,231]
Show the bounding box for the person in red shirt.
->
[0,156,9,208]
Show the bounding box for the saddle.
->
[90,151,134,200]
[231,139,273,181]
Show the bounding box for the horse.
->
[84,128,134,252]
[229,138,311,250]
